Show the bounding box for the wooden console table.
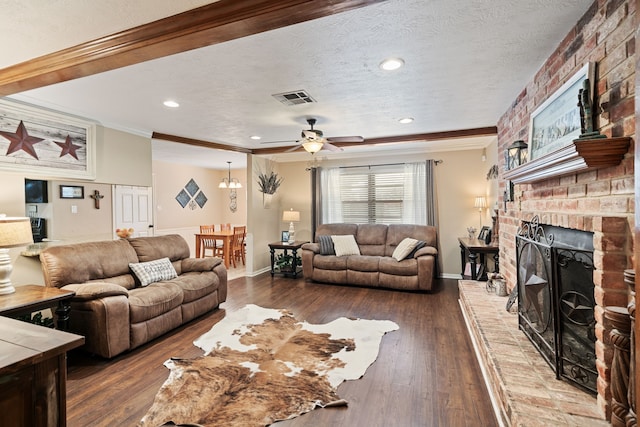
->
[269,241,307,278]
[0,316,84,427]
[458,237,499,281]
[0,285,75,330]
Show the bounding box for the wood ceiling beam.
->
[0,0,385,96]
[152,132,253,154]
[251,126,498,155]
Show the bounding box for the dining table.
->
[195,230,234,268]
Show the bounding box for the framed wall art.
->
[59,185,84,199]
[528,62,594,161]
[0,99,96,179]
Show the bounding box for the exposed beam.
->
[251,126,498,155]
[152,132,252,154]
[0,0,385,96]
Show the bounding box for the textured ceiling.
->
[2,0,593,169]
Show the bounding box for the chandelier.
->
[219,161,242,189]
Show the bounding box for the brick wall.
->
[496,0,635,419]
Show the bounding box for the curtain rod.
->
[338,159,443,169]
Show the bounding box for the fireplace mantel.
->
[503,137,631,184]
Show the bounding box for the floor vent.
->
[272,90,316,106]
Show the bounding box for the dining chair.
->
[230,226,246,268]
[199,225,217,258]
[213,223,232,257]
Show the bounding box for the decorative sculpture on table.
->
[576,78,605,140]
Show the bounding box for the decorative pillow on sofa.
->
[331,235,361,257]
[392,237,420,261]
[129,257,178,287]
[318,235,336,255]
[407,240,427,259]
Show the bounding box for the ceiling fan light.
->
[302,140,323,154]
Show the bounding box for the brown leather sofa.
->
[39,234,227,358]
[301,223,438,291]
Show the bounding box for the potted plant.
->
[256,166,283,208]
[274,253,301,274]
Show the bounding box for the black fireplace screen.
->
[516,217,596,394]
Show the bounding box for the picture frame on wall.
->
[528,62,594,161]
[0,99,96,180]
[59,185,84,199]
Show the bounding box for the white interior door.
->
[113,185,153,238]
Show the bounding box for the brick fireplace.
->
[496,0,636,420]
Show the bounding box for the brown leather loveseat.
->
[39,234,227,358]
[301,223,437,291]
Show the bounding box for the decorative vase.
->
[262,193,273,209]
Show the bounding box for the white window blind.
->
[323,164,412,224]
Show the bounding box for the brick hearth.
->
[458,280,608,426]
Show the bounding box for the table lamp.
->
[474,196,487,229]
[0,216,33,295]
[282,209,300,244]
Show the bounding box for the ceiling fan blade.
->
[260,139,298,144]
[284,144,304,153]
[326,136,364,143]
[323,142,343,152]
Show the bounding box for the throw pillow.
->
[318,235,336,255]
[406,240,427,259]
[129,257,178,287]
[392,237,420,261]
[331,235,361,257]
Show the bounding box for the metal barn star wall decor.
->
[54,135,81,159]
[0,99,96,179]
[0,120,44,159]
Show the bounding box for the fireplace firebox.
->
[516,216,596,394]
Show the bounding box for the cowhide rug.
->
[139,304,398,427]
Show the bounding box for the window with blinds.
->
[327,164,405,224]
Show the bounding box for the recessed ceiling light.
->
[380,58,404,71]
[399,117,414,124]
[163,100,180,108]
[250,135,261,140]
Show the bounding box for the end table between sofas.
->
[0,284,75,330]
[269,241,308,278]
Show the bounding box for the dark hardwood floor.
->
[65,275,497,427]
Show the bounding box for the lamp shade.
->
[0,217,33,248]
[474,196,487,209]
[282,209,300,222]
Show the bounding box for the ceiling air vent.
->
[272,90,316,106]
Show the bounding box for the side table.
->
[458,237,499,281]
[0,316,84,427]
[0,285,76,330]
[269,241,308,278]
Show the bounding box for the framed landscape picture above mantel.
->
[0,99,96,180]
[528,62,594,161]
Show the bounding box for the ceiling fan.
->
[262,118,364,154]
